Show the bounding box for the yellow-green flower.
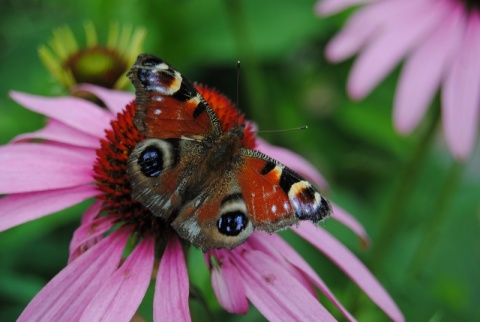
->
[39,22,146,90]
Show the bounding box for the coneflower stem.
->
[408,160,464,278]
[369,105,441,271]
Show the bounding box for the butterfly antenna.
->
[257,125,309,133]
[236,60,241,127]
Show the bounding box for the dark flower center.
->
[93,101,169,238]
[65,46,128,89]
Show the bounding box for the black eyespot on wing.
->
[294,185,319,220]
[217,212,248,236]
[137,58,176,90]
[291,183,332,223]
[138,146,163,177]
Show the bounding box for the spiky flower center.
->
[65,46,129,89]
[93,85,255,239]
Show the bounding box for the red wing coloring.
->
[127,54,332,251]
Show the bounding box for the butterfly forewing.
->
[127,54,222,140]
[237,149,332,232]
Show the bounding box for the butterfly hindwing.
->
[127,137,208,220]
[127,54,222,140]
[171,176,254,251]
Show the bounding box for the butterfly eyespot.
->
[138,145,163,177]
[217,212,249,236]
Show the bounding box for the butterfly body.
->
[127,54,332,251]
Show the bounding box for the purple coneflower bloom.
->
[317,0,480,159]
[0,84,403,321]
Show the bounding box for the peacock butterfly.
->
[126,54,332,251]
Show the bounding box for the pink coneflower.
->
[316,0,480,159]
[0,84,403,321]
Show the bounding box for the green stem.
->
[408,160,465,278]
[369,107,441,271]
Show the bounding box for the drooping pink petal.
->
[81,199,103,225]
[325,0,424,62]
[0,143,95,194]
[245,234,317,298]
[394,3,465,134]
[442,12,480,160]
[75,84,134,115]
[11,118,101,149]
[68,200,106,262]
[18,229,129,322]
[293,223,404,322]
[348,0,448,100]
[80,236,155,322]
[154,236,191,322]
[208,250,249,314]
[9,91,114,139]
[69,216,115,263]
[331,203,370,246]
[230,247,337,322]
[248,232,356,321]
[0,185,99,232]
[315,0,372,16]
[256,138,328,190]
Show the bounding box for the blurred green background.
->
[1,0,479,321]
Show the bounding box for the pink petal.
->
[10,91,114,139]
[154,236,191,322]
[80,237,155,322]
[394,3,465,134]
[249,232,356,321]
[256,138,328,190]
[0,143,95,194]
[11,118,101,148]
[442,12,480,160]
[245,234,317,297]
[208,250,249,314]
[325,0,423,62]
[315,0,372,16]
[69,200,106,262]
[347,0,448,99]
[69,216,115,263]
[18,229,129,322]
[293,223,404,322]
[0,185,99,232]
[81,199,103,225]
[331,203,370,246]
[75,84,134,115]
[230,247,337,322]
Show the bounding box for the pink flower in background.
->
[0,85,403,321]
[316,0,480,159]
